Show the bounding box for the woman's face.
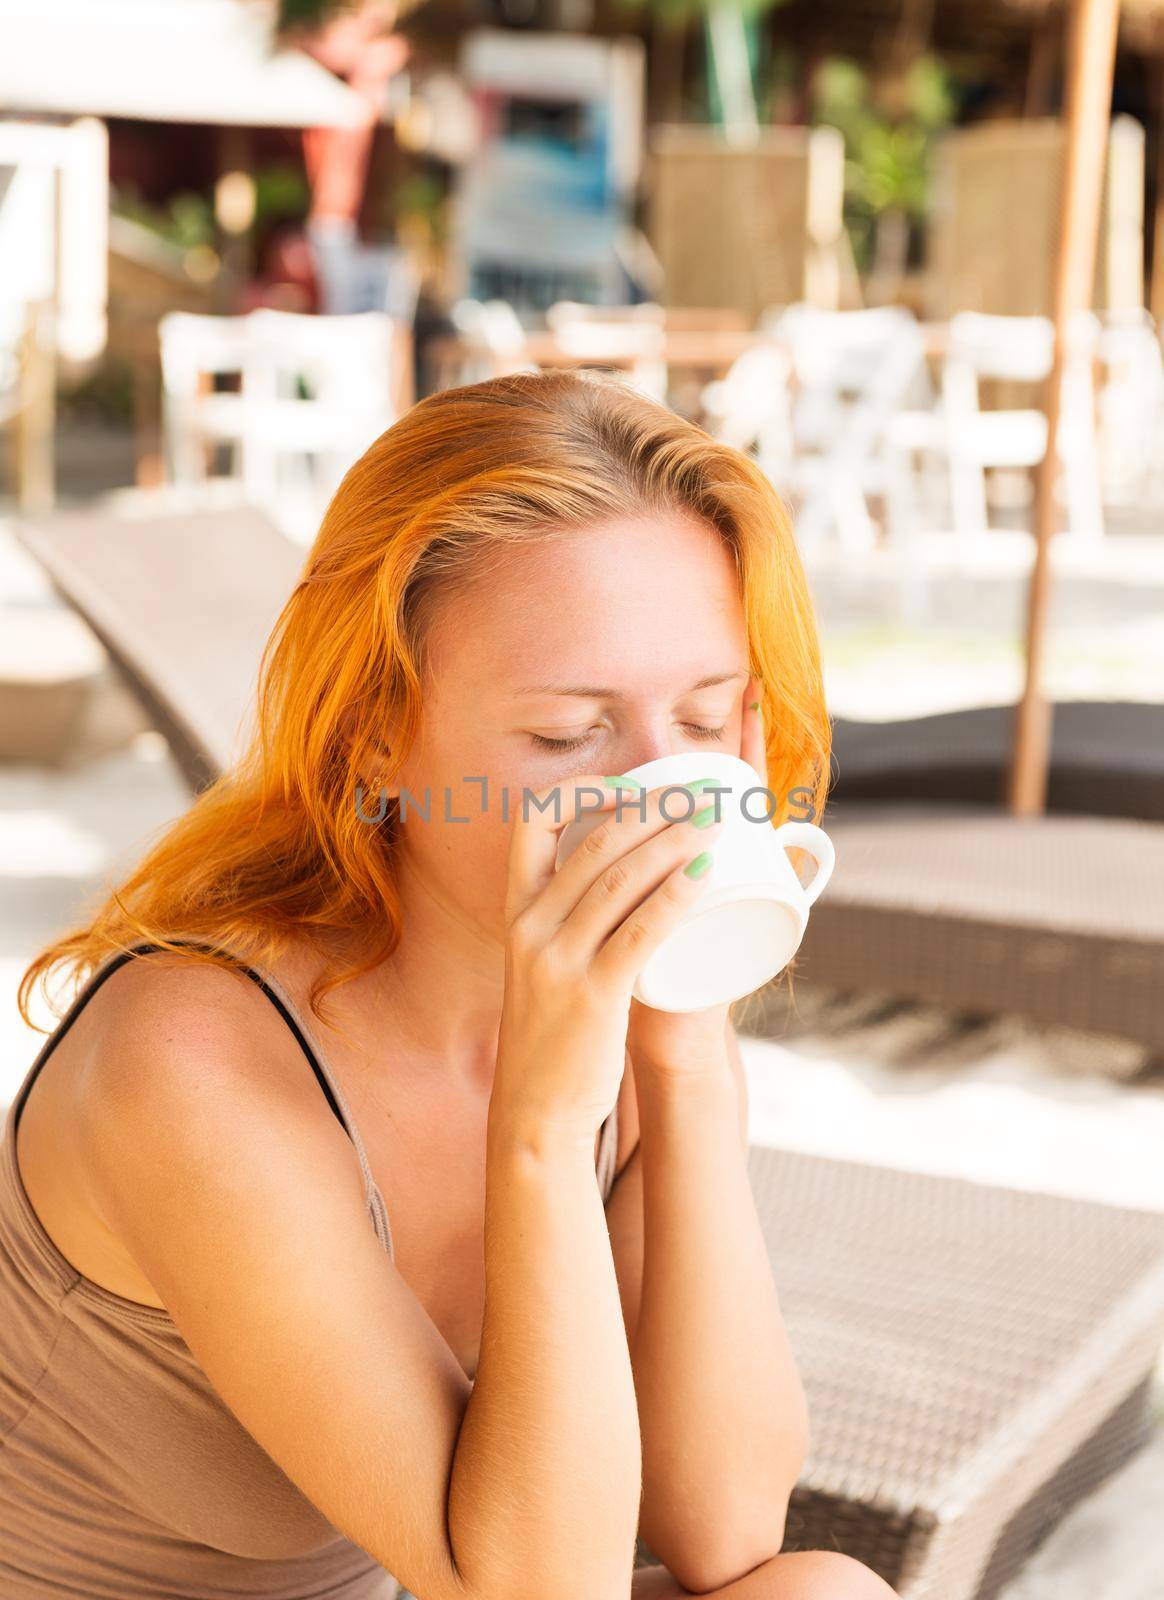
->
[389,510,752,942]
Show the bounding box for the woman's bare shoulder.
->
[71,946,366,1216]
[76,944,317,1091]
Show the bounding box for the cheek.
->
[440,809,510,868]
[412,791,514,902]
[399,728,547,902]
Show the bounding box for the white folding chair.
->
[159,310,400,543]
[699,341,795,486]
[158,311,259,494]
[887,311,1104,545]
[242,308,398,533]
[770,304,932,552]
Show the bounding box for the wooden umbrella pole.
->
[1007,0,1121,816]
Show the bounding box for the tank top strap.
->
[9,944,148,1139]
[223,951,396,1261]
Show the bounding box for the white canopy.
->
[0,0,367,128]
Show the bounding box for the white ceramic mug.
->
[553,751,836,1013]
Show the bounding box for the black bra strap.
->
[16,939,351,1145]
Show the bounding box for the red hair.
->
[18,370,831,1035]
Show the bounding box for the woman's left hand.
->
[626,673,768,1081]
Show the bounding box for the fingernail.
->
[749,700,761,711]
[692,804,718,828]
[602,774,643,789]
[684,777,722,794]
[684,850,714,879]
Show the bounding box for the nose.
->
[612,730,671,772]
[612,716,687,774]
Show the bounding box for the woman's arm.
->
[605,1024,810,1594]
[78,961,638,1600]
[448,1097,641,1600]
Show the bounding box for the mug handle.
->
[772,822,836,907]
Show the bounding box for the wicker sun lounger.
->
[829,702,1164,823]
[730,1145,1164,1600]
[792,800,1164,1052]
[13,505,304,793]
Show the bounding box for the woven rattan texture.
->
[795,806,1164,1048]
[745,1146,1164,1599]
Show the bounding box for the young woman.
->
[3,371,897,1600]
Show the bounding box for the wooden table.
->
[517,326,770,372]
[428,319,951,390]
[427,326,771,385]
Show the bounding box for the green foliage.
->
[276,0,351,29]
[907,55,957,132]
[810,53,957,271]
[851,120,931,217]
[813,54,955,220]
[111,165,310,251]
[394,173,445,225]
[811,56,866,136]
[273,0,430,40]
[253,164,311,229]
[112,186,216,251]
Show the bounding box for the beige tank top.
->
[0,939,622,1598]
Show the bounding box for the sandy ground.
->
[2,510,1164,1596]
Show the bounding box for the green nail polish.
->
[602,774,643,789]
[684,850,714,879]
[684,777,722,794]
[749,700,761,711]
[692,804,717,828]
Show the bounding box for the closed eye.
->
[530,724,728,753]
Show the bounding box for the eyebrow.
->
[513,671,750,699]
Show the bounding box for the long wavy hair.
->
[18,369,832,1040]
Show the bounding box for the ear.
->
[365,738,400,798]
[341,707,403,797]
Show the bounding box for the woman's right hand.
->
[491,772,725,1137]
